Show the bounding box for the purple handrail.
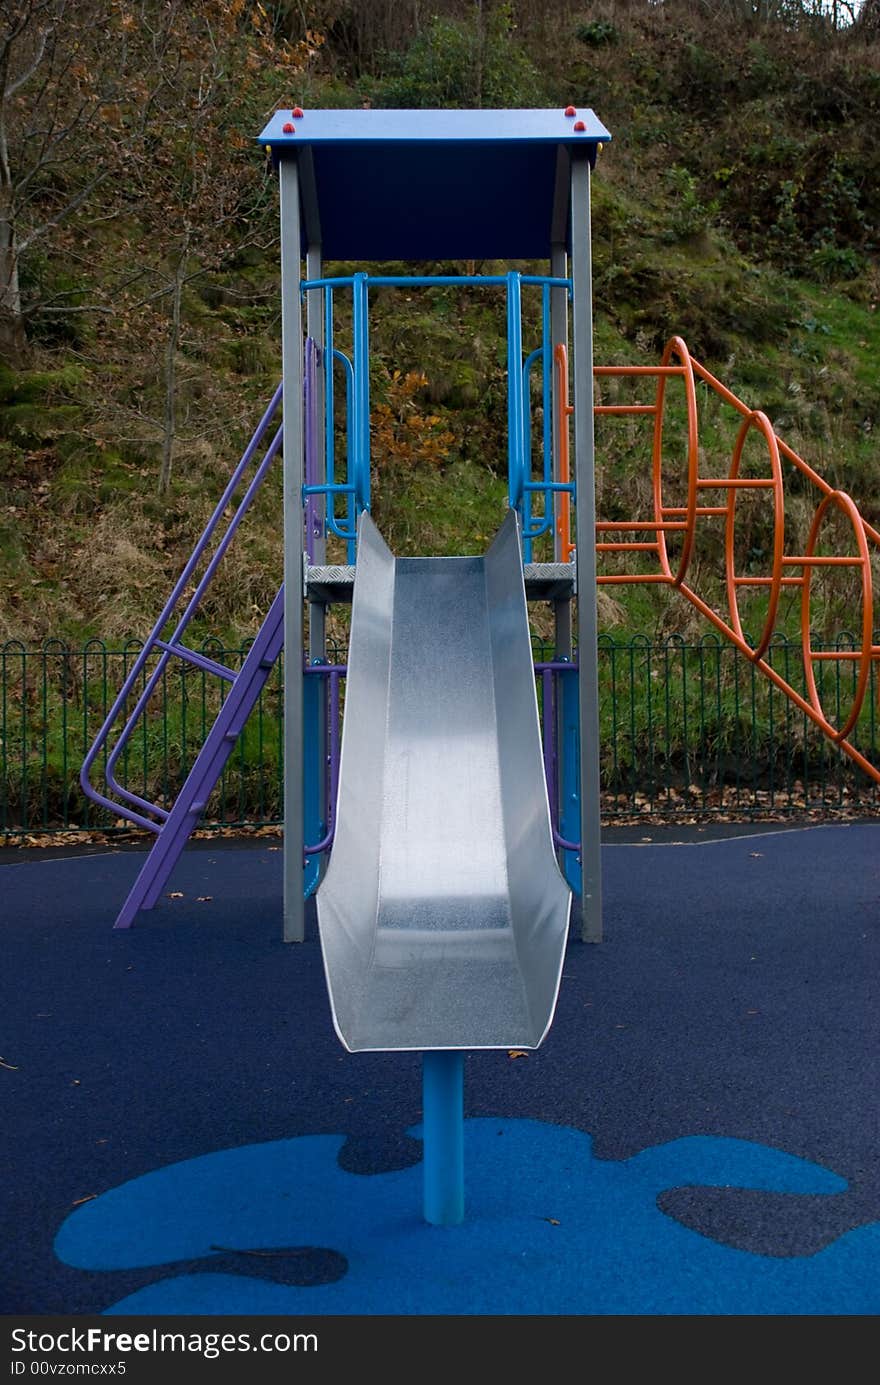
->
[100,421,284,816]
[81,384,283,827]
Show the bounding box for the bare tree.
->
[118,3,320,493]
[1,0,321,496]
[0,1,152,365]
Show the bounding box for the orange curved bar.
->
[800,490,873,744]
[723,410,785,662]
[652,337,700,588]
[554,343,575,563]
[590,339,697,581]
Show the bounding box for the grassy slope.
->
[1,7,878,653]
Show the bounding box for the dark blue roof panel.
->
[257,108,611,261]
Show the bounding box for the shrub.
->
[370,4,542,109]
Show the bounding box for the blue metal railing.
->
[300,271,574,562]
[520,281,558,557]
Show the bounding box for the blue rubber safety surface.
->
[2,823,878,1316]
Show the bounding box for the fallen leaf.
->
[508,1050,529,1059]
[196,895,213,902]
[72,1195,97,1206]
[543,1217,561,1226]
[0,1057,19,1070]
[749,852,763,858]
[166,891,184,899]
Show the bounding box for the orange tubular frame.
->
[592,335,700,586]
[587,334,880,785]
[801,490,874,744]
[554,343,575,563]
[723,410,785,662]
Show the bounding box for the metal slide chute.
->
[316,511,572,1053]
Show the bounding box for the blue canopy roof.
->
[257,108,611,261]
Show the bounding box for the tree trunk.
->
[857,0,880,34]
[473,0,484,107]
[0,253,27,365]
[158,261,184,495]
[0,130,27,367]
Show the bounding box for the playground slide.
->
[316,511,572,1053]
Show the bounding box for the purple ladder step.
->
[153,641,237,681]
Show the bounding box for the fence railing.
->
[594,630,880,821]
[2,632,879,840]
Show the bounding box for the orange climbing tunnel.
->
[554,336,880,785]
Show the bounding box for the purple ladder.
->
[110,586,286,929]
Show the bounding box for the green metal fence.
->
[2,632,879,840]
[593,630,880,821]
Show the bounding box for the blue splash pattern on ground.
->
[54,1119,880,1315]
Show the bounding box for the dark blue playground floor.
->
[2,823,879,1316]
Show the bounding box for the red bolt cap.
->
[573,120,586,131]
[564,105,577,117]
[282,121,295,133]
[292,107,304,118]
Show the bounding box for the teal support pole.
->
[302,667,323,899]
[422,1051,465,1226]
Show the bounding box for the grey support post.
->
[280,158,305,943]
[570,152,603,944]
